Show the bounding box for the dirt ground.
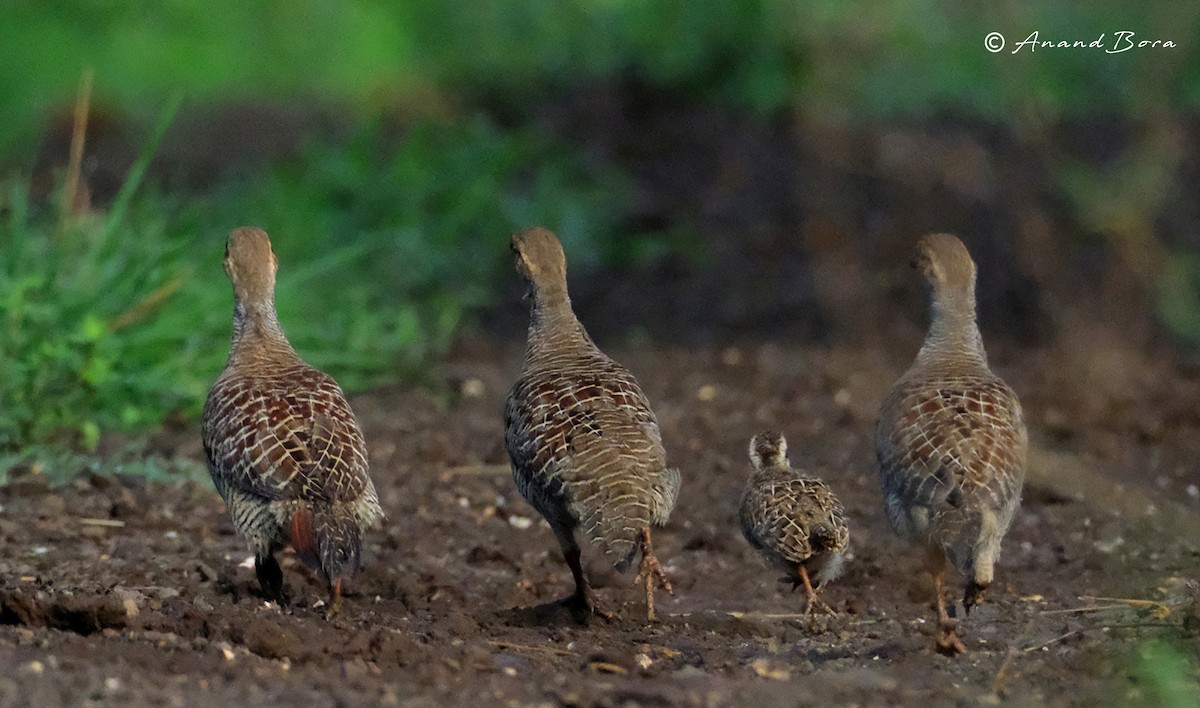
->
[1,335,1198,707]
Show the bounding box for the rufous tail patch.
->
[289,507,321,570]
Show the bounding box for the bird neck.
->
[915,287,987,367]
[525,286,593,360]
[228,300,303,368]
[750,462,795,484]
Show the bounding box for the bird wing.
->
[505,356,669,565]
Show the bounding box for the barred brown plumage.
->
[201,227,383,617]
[504,227,680,621]
[739,431,849,615]
[875,233,1027,655]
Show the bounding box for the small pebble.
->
[461,378,486,398]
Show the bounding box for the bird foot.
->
[634,551,673,622]
[803,595,837,617]
[935,619,969,656]
[324,580,344,620]
[634,553,674,594]
[563,587,614,623]
[784,568,835,617]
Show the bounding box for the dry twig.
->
[60,68,93,230]
[79,518,126,528]
[487,640,571,656]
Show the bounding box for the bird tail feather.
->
[289,506,363,590]
[578,498,647,573]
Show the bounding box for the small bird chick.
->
[875,233,1027,655]
[739,431,849,616]
[504,227,681,622]
[202,227,383,617]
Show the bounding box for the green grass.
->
[0,187,195,450]
[0,443,210,487]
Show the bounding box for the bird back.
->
[740,469,849,568]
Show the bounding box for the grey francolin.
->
[875,233,1027,654]
[503,227,681,621]
[739,431,849,615]
[202,227,383,617]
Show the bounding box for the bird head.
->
[913,233,977,297]
[224,227,279,307]
[511,227,568,299]
[749,430,788,471]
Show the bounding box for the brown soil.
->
[2,338,1198,706]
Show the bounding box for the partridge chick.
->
[504,227,681,621]
[875,233,1027,654]
[202,227,383,616]
[739,431,849,615]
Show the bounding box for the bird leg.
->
[563,543,613,621]
[633,527,673,622]
[326,577,344,619]
[255,553,286,603]
[963,579,988,614]
[928,552,968,655]
[792,565,836,616]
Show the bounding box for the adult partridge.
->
[504,227,681,621]
[739,431,849,615]
[875,233,1027,654]
[202,227,383,616]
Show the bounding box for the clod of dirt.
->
[365,628,420,666]
[235,618,304,660]
[0,587,128,635]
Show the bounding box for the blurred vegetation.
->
[3,0,1197,155]
[1127,641,1200,707]
[1,0,1199,455]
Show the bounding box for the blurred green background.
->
[1,0,1199,456]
